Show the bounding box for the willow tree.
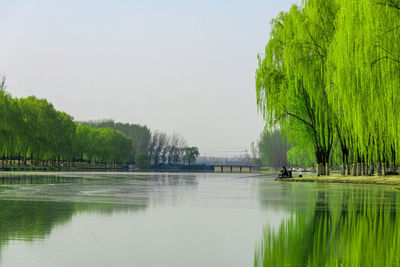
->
[83,119,151,163]
[257,130,289,169]
[0,90,20,164]
[256,1,337,175]
[0,78,134,168]
[326,0,400,175]
[73,125,132,166]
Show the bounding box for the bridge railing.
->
[210,165,259,173]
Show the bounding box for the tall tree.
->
[256,1,337,175]
[257,130,289,169]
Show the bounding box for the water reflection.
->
[255,186,400,267]
[0,200,75,243]
[150,174,197,187]
[0,172,198,186]
[0,172,197,203]
[0,175,82,184]
[0,173,198,250]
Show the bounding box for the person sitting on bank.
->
[280,166,289,178]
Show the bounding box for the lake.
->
[0,172,397,267]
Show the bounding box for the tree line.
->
[82,119,151,164]
[252,130,314,169]
[256,0,400,176]
[0,81,132,167]
[83,120,200,168]
[0,79,199,169]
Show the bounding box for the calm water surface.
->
[0,172,397,267]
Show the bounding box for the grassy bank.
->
[279,174,400,188]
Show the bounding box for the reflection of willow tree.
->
[255,188,400,266]
[257,179,323,212]
[0,200,75,243]
[0,173,197,254]
[0,201,144,241]
[0,172,198,259]
[0,174,153,258]
[0,175,82,185]
[0,200,147,261]
[0,173,198,188]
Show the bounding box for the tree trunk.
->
[341,150,347,175]
[370,161,374,176]
[352,163,357,176]
[383,162,387,176]
[377,162,382,176]
[392,146,396,172]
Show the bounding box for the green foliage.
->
[83,119,150,163]
[257,130,289,168]
[0,94,78,163]
[182,147,200,165]
[254,187,400,266]
[257,0,400,171]
[256,1,336,167]
[73,124,132,165]
[287,145,313,168]
[0,78,133,167]
[325,0,400,164]
[135,152,150,169]
[0,77,197,169]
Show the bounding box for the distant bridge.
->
[208,164,259,173]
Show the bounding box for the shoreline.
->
[278,174,400,189]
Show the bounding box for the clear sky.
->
[0,0,296,157]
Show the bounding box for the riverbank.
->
[0,165,127,172]
[278,174,400,188]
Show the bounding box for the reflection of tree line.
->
[0,175,82,185]
[0,173,198,186]
[0,173,198,255]
[255,187,400,267]
[0,200,145,260]
[147,174,197,187]
[0,199,148,264]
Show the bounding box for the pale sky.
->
[0,0,296,157]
